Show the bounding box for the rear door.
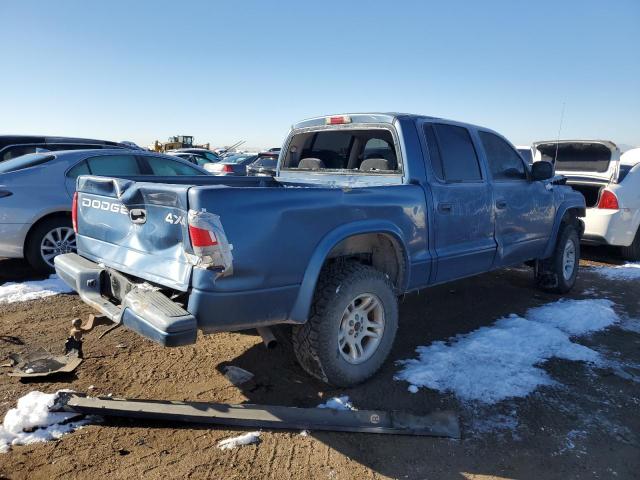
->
[479,131,555,265]
[422,122,496,283]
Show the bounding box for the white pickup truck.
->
[533,141,640,259]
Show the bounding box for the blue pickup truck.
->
[55,113,585,386]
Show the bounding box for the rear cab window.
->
[281,127,401,175]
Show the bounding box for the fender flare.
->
[542,201,586,258]
[288,220,409,323]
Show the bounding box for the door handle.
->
[438,202,453,214]
[496,200,507,210]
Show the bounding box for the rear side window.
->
[282,128,399,173]
[425,124,482,182]
[86,155,141,175]
[480,132,527,181]
[141,156,203,175]
[2,145,38,162]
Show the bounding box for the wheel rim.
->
[338,293,385,365]
[40,227,76,267]
[562,238,576,280]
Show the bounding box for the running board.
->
[56,393,460,438]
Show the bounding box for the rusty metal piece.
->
[7,348,83,378]
[64,314,114,358]
[69,314,113,341]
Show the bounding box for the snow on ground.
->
[396,299,620,404]
[0,275,73,304]
[592,262,640,281]
[317,396,355,411]
[0,391,91,453]
[217,431,261,450]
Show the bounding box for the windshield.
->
[0,153,56,174]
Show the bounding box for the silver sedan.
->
[0,149,209,272]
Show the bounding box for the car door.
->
[422,122,496,283]
[478,130,555,265]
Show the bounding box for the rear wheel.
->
[620,228,640,261]
[25,217,76,273]
[292,261,398,387]
[536,222,580,293]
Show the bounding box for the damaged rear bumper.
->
[54,253,197,347]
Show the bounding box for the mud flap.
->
[56,393,460,438]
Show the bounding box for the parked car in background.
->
[168,148,220,163]
[208,152,258,175]
[168,151,218,172]
[0,149,209,272]
[516,145,533,165]
[533,141,640,259]
[246,152,278,177]
[56,113,584,386]
[0,135,125,163]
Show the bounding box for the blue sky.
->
[1,0,638,149]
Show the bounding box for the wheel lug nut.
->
[349,329,354,335]
[349,320,354,326]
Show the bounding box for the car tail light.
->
[0,190,12,198]
[325,115,351,125]
[188,210,233,275]
[72,192,78,233]
[188,225,217,247]
[222,165,233,173]
[597,189,619,210]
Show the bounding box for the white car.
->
[532,141,640,259]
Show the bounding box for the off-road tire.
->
[25,216,74,273]
[536,222,580,293]
[292,261,398,387]
[620,228,640,261]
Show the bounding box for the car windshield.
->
[0,153,56,174]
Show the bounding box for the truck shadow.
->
[214,264,593,479]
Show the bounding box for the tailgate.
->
[75,176,193,291]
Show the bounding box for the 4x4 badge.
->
[129,208,147,224]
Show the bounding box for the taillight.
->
[188,225,217,247]
[72,192,78,233]
[188,210,233,275]
[222,165,233,173]
[597,189,619,210]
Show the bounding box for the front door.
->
[478,131,555,266]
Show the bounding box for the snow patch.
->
[217,431,261,450]
[396,299,619,404]
[0,275,73,304]
[592,262,640,281]
[317,396,355,411]
[0,391,90,453]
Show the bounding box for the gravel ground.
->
[0,248,638,480]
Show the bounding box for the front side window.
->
[425,124,482,182]
[282,128,399,173]
[479,132,527,181]
[86,155,141,175]
[142,156,203,176]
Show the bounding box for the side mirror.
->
[532,161,553,181]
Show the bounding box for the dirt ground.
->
[0,248,639,480]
